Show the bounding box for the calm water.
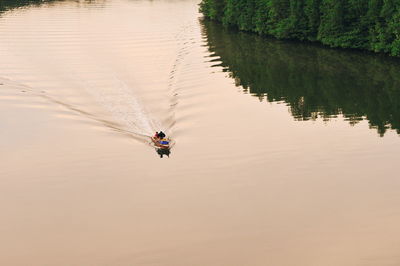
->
[203,21,400,137]
[1,1,400,265]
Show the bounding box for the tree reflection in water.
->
[202,20,400,136]
[0,0,104,13]
[156,148,170,158]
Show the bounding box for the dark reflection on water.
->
[201,20,400,136]
[156,148,170,158]
[0,0,57,12]
[0,0,102,13]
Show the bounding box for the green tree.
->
[304,0,321,40]
[199,0,400,57]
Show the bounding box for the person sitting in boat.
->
[158,131,166,139]
[154,132,159,138]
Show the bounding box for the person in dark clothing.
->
[158,131,166,139]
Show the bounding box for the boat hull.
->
[151,137,170,149]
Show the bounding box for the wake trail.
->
[0,1,201,144]
[0,77,152,142]
[164,22,198,131]
[82,76,161,138]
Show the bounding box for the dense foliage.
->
[202,20,400,136]
[200,0,400,56]
[0,0,62,13]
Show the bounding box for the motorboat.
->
[151,136,170,149]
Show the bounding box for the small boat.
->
[151,136,170,149]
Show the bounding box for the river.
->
[1,0,400,265]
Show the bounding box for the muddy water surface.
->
[1,1,400,265]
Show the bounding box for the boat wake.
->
[0,0,200,148]
[82,76,161,138]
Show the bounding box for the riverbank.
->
[200,0,400,57]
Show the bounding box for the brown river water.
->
[1,0,400,265]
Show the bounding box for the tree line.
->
[200,0,400,56]
[0,0,58,13]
